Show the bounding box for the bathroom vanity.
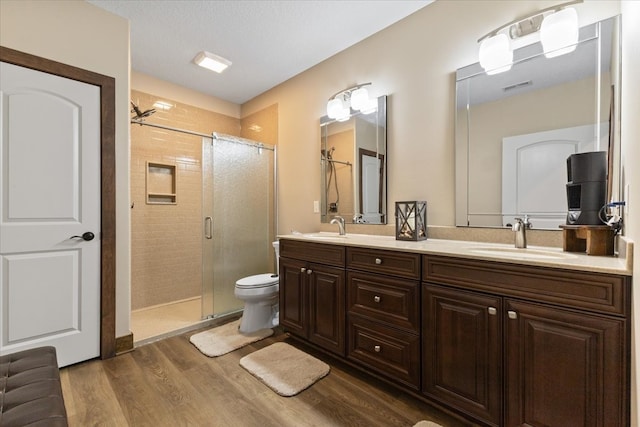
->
[278,234,632,427]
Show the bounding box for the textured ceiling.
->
[88,0,433,104]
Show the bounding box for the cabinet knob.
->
[488,307,497,315]
[300,267,306,273]
[375,258,382,265]
[508,310,518,319]
[374,295,381,303]
[307,269,313,275]
[374,345,381,353]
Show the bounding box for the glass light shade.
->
[478,33,513,75]
[194,51,232,73]
[327,97,350,120]
[359,98,378,114]
[541,8,579,58]
[350,87,370,111]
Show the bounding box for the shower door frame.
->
[201,133,277,319]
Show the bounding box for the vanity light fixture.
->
[326,82,376,121]
[193,51,232,73]
[478,0,581,74]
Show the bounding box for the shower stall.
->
[201,134,276,318]
[130,111,276,341]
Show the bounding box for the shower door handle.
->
[204,216,213,239]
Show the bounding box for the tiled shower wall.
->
[130,90,277,310]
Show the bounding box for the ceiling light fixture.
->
[477,0,581,75]
[193,51,232,73]
[326,83,376,121]
[153,100,173,111]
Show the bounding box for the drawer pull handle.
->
[488,307,497,315]
[374,295,381,303]
[300,267,306,273]
[375,258,382,265]
[374,345,381,353]
[307,269,313,275]
[508,310,518,320]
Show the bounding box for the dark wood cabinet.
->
[422,255,630,427]
[277,238,630,426]
[279,240,346,356]
[346,247,421,389]
[504,299,626,427]
[423,284,502,426]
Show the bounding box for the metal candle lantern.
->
[395,201,427,241]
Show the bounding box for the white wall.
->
[0,0,131,338]
[621,1,640,424]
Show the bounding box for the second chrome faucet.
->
[330,216,346,235]
[512,215,531,248]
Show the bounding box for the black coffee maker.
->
[566,151,607,225]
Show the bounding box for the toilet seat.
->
[235,273,279,289]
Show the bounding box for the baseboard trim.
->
[115,333,134,354]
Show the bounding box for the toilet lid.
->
[236,273,279,288]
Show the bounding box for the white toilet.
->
[234,241,280,334]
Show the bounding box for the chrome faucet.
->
[512,215,531,248]
[330,216,346,235]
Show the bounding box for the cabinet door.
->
[279,257,308,338]
[505,300,626,427]
[308,263,345,356]
[423,284,502,427]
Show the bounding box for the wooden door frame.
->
[0,46,116,360]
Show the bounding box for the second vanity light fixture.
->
[327,82,377,122]
[478,0,581,75]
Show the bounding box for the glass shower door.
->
[202,136,275,318]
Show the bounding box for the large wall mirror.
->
[455,15,621,230]
[320,95,387,224]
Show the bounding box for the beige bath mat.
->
[413,421,444,427]
[189,319,273,357]
[239,342,330,396]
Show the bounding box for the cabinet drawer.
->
[347,271,419,333]
[347,247,420,279]
[347,314,420,389]
[280,239,345,267]
[423,255,630,316]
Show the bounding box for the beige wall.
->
[129,90,241,310]
[621,1,640,424]
[241,0,621,236]
[0,0,131,337]
[241,103,279,146]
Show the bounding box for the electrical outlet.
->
[313,200,320,213]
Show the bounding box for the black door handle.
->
[70,232,95,241]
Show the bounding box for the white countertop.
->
[278,232,633,276]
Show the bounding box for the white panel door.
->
[0,61,101,367]
[360,154,381,223]
[502,124,608,230]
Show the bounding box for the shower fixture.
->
[131,101,156,121]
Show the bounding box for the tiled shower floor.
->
[131,297,209,345]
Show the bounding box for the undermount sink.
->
[301,232,348,240]
[469,247,577,260]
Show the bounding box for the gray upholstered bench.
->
[0,346,68,427]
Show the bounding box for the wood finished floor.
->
[60,326,476,427]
